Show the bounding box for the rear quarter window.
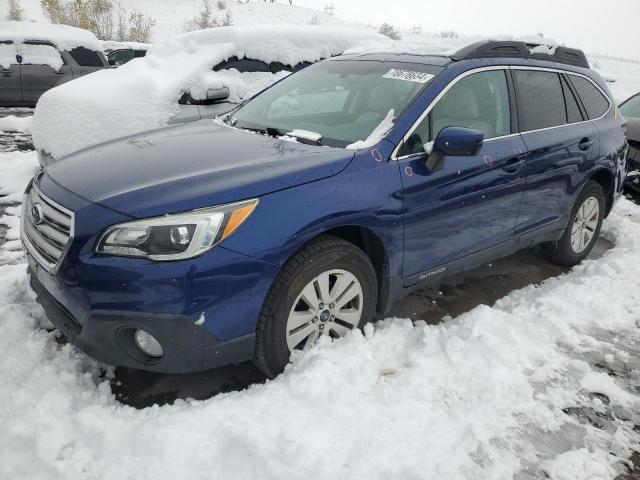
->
[568,75,610,119]
[514,70,567,131]
[69,46,104,67]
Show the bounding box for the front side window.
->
[568,75,609,119]
[69,46,104,67]
[20,42,65,70]
[514,70,567,131]
[401,70,511,156]
[230,60,442,148]
[620,94,640,119]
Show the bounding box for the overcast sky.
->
[294,0,640,60]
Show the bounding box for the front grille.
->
[21,181,74,272]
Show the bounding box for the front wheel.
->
[542,181,605,266]
[254,236,378,378]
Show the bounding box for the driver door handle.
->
[579,137,594,151]
[503,154,526,173]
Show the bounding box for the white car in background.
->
[33,25,387,166]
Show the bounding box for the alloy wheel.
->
[286,269,363,351]
[570,196,600,254]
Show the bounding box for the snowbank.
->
[1,151,640,479]
[0,21,101,52]
[33,25,386,160]
[0,151,39,203]
[0,115,33,133]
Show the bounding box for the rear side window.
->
[514,70,566,131]
[560,75,584,124]
[69,46,104,67]
[568,75,609,119]
[401,70,511,156]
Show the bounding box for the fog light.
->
[134,329,163,358]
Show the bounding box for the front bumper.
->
[30,268,255,373]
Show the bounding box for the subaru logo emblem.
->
[31,203,44,225]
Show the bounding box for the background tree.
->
[8,0,25,20]
[379,23,401,40]
[40,0,155,42]
[185,0,219,31]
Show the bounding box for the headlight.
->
[95,199,258,260]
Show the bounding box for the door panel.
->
[515,123,598,234]
[0,41,21,103]
[20,43,72,104]
[512,69,600,234]
[399,135,528,285]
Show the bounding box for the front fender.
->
[220,145,405,280]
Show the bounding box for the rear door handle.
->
[579,137,594,150]
[503,155,526,173]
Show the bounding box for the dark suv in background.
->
[0,22,108,107]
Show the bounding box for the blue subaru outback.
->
[23,41,627,377]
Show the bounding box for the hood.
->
[45,120,354,218]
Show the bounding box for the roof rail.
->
[451,40,590,69]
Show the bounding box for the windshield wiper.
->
[285,129,324,146]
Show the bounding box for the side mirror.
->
[206,87,230,102]
[433,126,484,156]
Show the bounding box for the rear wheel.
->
[542,181,605,266]
[254,236,377,378]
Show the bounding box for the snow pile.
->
[0,146,639,478]
[32,25,385,160]
[190,69,290,105]
[0,116,33,133]
[0,21,101,52]
[0,151,39,203]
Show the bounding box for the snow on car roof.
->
[0,21,101,51]
[101,40,152,52]
[150,25,387,66]
[33,25,388,160]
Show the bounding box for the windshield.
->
[229,59,442,148]
[620,94,640,119]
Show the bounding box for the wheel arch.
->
[312,225,390,315]
[587,167,615,217]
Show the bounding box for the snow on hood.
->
[0,21,101,51]
[33,25,386,160]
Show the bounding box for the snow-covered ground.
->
[1,146,640,478]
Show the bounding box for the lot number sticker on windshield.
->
[382,69,434,83]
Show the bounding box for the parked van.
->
[0,22,108,107]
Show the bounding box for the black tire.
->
[254,235,378,378]
[541,181,605,266]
